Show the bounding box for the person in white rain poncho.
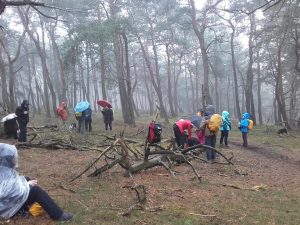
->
[0,144,73,221]
[0,143,29,218]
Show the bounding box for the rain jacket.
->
[101,108,114,123]
[84,108,92,121]
[0,144,30,219]
[15,100,29,124]
[220,111,231,131]
[175,119,193,138]
[57,102,68,121]
[239,112,250,133]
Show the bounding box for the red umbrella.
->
[97,100,112,108]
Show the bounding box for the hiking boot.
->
[57,212,73,221]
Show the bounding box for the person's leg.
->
[18,122,26,142]
[79,120,85,133]
[205,136,212,160]
[77,120,81,133]
[211,135,217,159]
[242,132,248,147]
[224,131,229,146]
[85,119,88,131]
[24,124,27,142]
[105,122,108,131]
[220,131,225,145]
[179,135,187,149]
[173,124,181,147]
[89,120,92,132]
[23,186,63,220]
[109,121,112,131]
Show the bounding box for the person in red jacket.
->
[173,119,193,149]
[56,102,68,123]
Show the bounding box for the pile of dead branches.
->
[70,137,234,183]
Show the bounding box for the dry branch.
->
[69,139,120,183]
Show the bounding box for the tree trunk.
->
[144,64,154,116]
[245,14,256,123]
[229,21,241,119]
[121,32,135,124]
[85,41,91,103]
[91,55,100,111]
[190,0,212,105]
[165,44,175,117]
[100,45,107,100]
[19,10,57,116]
[275,42,291,129]
[256,50,263,125]
[137,34,169,123]
[48,25,67,103]
[0,48,9,108]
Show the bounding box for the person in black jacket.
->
[101,106,113,131]
[15,100,29,142]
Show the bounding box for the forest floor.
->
[1,116,300,225]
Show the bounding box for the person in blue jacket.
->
[84,107,92,132]
[220,111,231,147]
[239,112,250,147]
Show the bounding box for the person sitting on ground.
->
[84,107,92,132]
[0,143,73,221]
[220,111,231,147]
[239,112,250,147]
[173,119,193,149]
[15,100,29,142]
[101,106,114,132]
[3,115,18,139]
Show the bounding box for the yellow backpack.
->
[29,202,44,217]
[208,114,222,133]
[248,119,254,130]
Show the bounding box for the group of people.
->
[173,104,252,161]
[57,102,114,134]
[0,100,116,222]
[2,99,114,142]
[3,100,30,142]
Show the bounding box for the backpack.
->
[29,202,44,217]
[147,122,162,144]
[248,119,254,130]
[208,114,222,133]
[75,112,82,118]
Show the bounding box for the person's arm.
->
[15,107,21,117]
[28,179,38,186]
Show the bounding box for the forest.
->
[0,0,299,127]
[1,0,300,225]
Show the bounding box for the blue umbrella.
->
[190,115,202,129]
[74,101,90,113]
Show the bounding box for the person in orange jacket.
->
[56,102,68,124]
[173,119,193,149]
